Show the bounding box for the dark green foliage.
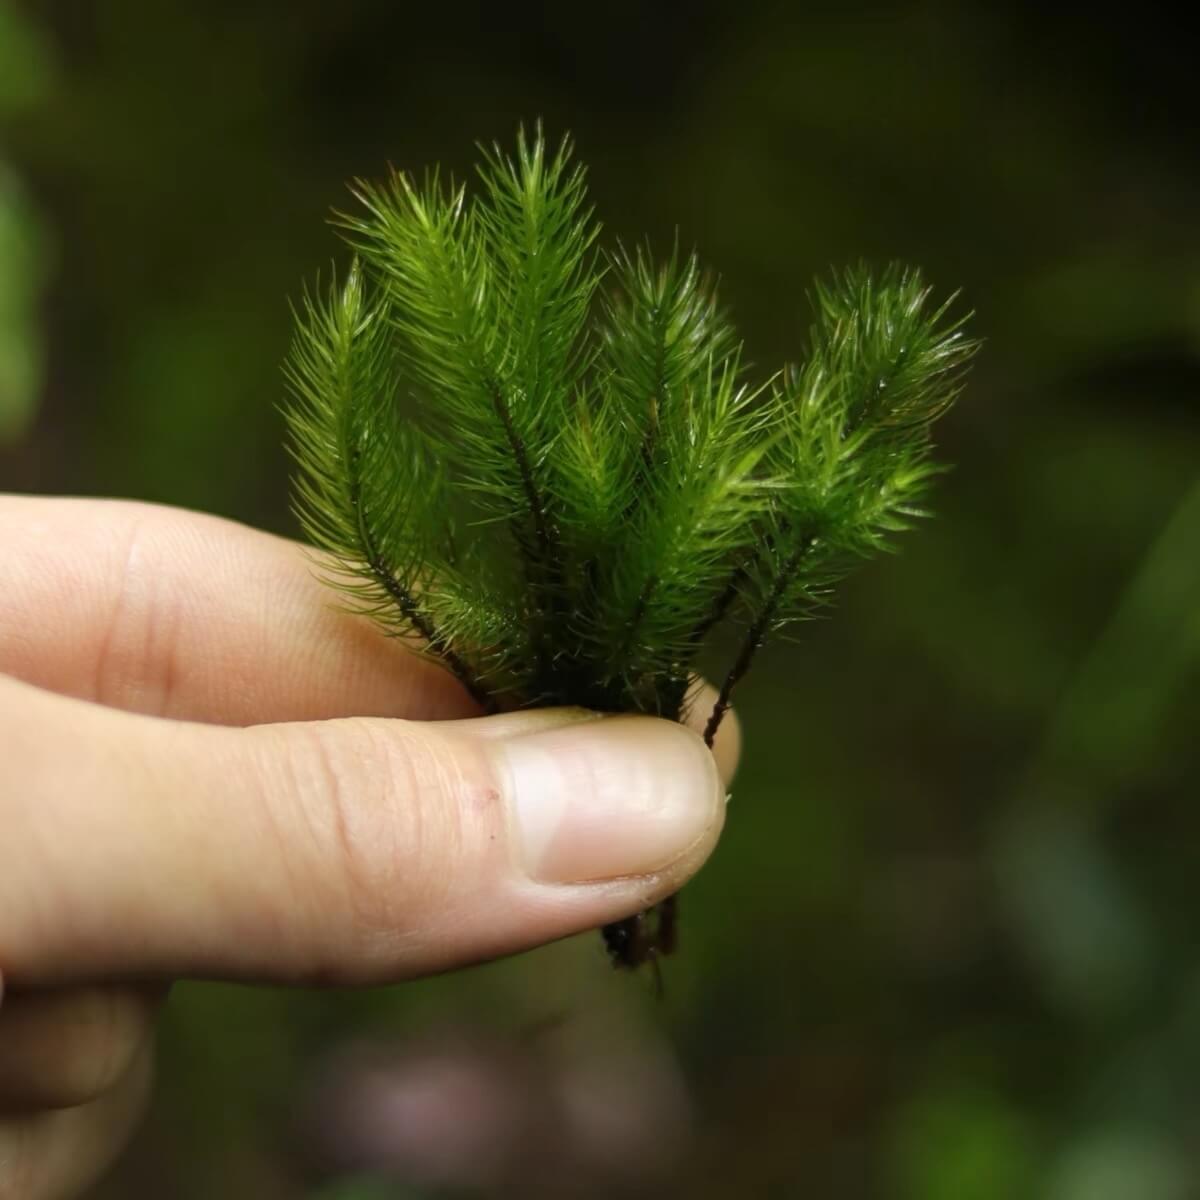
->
[284,129,976,745]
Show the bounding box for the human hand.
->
[0,496,736,1198]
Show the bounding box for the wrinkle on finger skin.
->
[91,508,171,717]
[267,719,501,977]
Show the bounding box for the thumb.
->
[0,676,726,986]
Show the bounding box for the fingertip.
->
[683,680,741,788]
[500,713,725,888]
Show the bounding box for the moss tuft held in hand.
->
[283,128,977,971]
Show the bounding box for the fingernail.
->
[500,715,722,883]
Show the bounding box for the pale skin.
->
[0,496,738,1199]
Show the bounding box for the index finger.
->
[0,497,742,777]
[0,495,477,725]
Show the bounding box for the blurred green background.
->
[3,2,1199,1196]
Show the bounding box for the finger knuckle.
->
[284,720,499,974]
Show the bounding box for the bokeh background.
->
[3,2,1200,1196]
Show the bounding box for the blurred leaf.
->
[1046,1129,1190,1200]
[1038,474,1200,788]
[994,475,1200,1018]
[0,163,49,443]
[889,1081,1037,1200]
